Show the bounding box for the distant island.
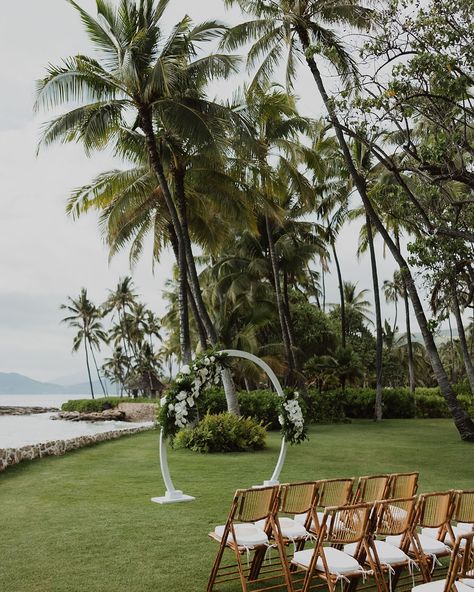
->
[0,372,110,395]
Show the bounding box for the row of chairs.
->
[207,472,474,592]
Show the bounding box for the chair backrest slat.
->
[388,472,419,498]
[322,503,372,544]
[316,478,354,508]
[453,490,474,525]
[375,496,417,536]
[279,481,318,515]
[354,475,390,503]
[234,486,278,523]
[416,491,453,528]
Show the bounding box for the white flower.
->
[214,376,220,384]
[278,415,284,425]
[203,357,210,365]
[210,356,216,362]
[181,364,191,375]
[187,397,194,407]
[177,390,188,401]
[160,396,167,406]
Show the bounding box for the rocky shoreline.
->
[0,424,154,472]
[0,406,60,415]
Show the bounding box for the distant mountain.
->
[0,372,111,395]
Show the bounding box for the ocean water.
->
[0,394,153,449]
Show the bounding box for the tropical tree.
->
[60,288,108,398]
[36,0,244,413]
[223,0,474,439]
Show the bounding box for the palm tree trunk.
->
[366,216,383,421]
[396,234,415,392]
[331,242,346,348]
[298,40,474,440]
[322,265,326,312]
[89,342,107,396]
[283,270,299,371]
[451,284,474,393]
[173,168,239,413]
[178,246,192,364]
[168,224,207,351]
[265,214,295,374]
[84,337,94,399]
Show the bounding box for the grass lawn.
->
[1,419,473,592]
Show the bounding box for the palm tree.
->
[104,277,137,373]
[61,288,108,398]
[383,274,400,331]
[36,0,242,412]
[230,82,313,376]
[223,0,474,439]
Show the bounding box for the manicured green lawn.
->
[1,420,472,592]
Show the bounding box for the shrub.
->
[305,390,347,423]
[61,396,157,413]
[173,413,267,453]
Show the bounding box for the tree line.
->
[38,0,474,440]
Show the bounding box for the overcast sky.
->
[0,0,403,383]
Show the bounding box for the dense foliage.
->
[41,0,474,439]
[173,413,267,453]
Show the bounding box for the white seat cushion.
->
[387,534,449,555]
[294,511,325,529]
[412,579,473,592]
[461,580,474,588]
[344,540,410,565]
[214,523,268,548]
[457,523,474,533]
[293,547,363,575]
[421,528,440,539]
[255,517,308,540]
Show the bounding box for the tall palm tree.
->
[231,82,313,376]
[223,0,474,439]
[36,0,242,412]
[61,288,108,398]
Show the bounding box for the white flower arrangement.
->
[157,351,228,438]
[278,391,307,445]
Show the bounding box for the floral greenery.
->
[278,390,307,445]
[157,351,228,438]
[173,413,266,453]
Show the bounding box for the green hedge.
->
[173,413,267,453]
[194,386,474,424]
[61,397,158,413]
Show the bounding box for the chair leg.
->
[233,545,248,592]
[207,539,228,592]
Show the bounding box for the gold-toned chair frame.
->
[293,502,379,592]
[207,486,293,592]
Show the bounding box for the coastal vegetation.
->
[35,0,474,440]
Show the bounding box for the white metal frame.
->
[151,349,288,505]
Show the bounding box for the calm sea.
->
[0,394,153,449]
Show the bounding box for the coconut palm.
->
[223,0,474,439]
[36,0,242,412]
[61,288,108,398]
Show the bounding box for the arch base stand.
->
[151,491,195,505]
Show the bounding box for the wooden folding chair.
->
[446,491,474,546]
[250,482,319,586]
[411,532,474,592]
[387,491,455,583]
[362,497,418,592]
[207,486,292,592]
[291,502,379,592]
[388,472,419,498]
[294,477,355,534]
[353,474,391,503]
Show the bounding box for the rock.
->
[0,406,59,416]
[53,409,126,422]
[117,402,156,422]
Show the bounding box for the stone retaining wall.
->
[0,425,154,472]
[117,402,156,422]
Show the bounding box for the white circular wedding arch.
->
[151,349,288,504]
